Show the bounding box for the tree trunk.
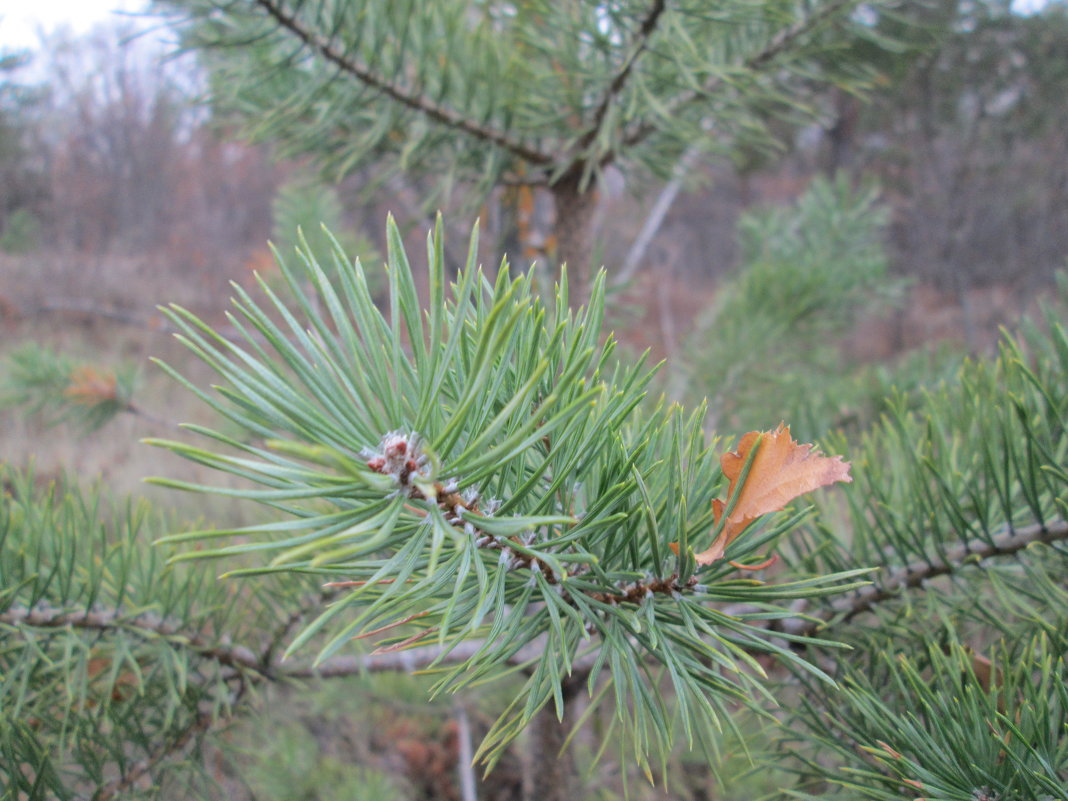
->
[551,172,597,304]
[521,676,584,801]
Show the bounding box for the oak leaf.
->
[674,424,851,566]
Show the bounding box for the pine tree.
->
[4,220,1065,800]
[154,0,904,297]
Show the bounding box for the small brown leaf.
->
[64,366,118,406]
[675,424,851,566]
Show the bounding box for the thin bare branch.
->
[251,0,554,166]
[283,636,558,679]
[780,518,1068,637]
[2,607,263,672]
[613,145,701,287]
[454,702,479,801]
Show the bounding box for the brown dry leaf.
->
[675,424,851,566]
[64,366,118,406]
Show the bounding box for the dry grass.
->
[1,249,262,522]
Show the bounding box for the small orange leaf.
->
[64,366,118,406]
[681,424,851,566]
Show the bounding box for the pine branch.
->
[781,518,1068,637]
[362,453,699,606]
[2,606,263,673]
[287,637,560,679]
[1,602,569,679]
[574,0,668,153]
[250,0,554,166]
[611,0,860,161]
[290,510,1065,677]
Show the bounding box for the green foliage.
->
[0,207,40,253]
[0,468,279,799]
[4,217,1067,798]
[0,343,140,432]
[155,0,902,203]
[146,216,867,772]
[793,311,1067,583]
[777,308,1068,797]
[792,635,1068,799]
[270,172,380,287]
[685,174,902,438]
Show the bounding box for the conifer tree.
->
[155,0,902,296]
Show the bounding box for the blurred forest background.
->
[1,1,1067,798]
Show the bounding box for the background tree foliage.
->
[155,0,905,292]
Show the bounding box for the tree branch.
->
[251,0,554,166]
[258,589,337,669]
[0,603,558,680]
[612,145,701,287]
[608,0,859,162]
[575,0,668,153]
[780,518,1068,638]
[282,635,560,679]
[2,607,264,673]
[13,520,1063,706]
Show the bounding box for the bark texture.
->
[551,173,597,303]
[521,676,585,801]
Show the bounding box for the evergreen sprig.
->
[1,344,141,432]
[787,310,1068,622]
[145,217,866,769]
[772,308,1068,798]
[791,634,1068,799]
[5,224,1067,797]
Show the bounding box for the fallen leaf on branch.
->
[673,424,851,566]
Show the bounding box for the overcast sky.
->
[1,0,147,50]
[0,0,1055,52]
